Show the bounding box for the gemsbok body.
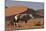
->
[14,14,34,24]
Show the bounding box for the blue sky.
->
[5,0,44,10]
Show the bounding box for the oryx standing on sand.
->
[14,14,34,24]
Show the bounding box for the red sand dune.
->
[5,6,28,16]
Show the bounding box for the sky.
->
[5,0,44,10]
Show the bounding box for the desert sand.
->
[5,6,44,31]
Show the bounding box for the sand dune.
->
[5,6,28,16]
